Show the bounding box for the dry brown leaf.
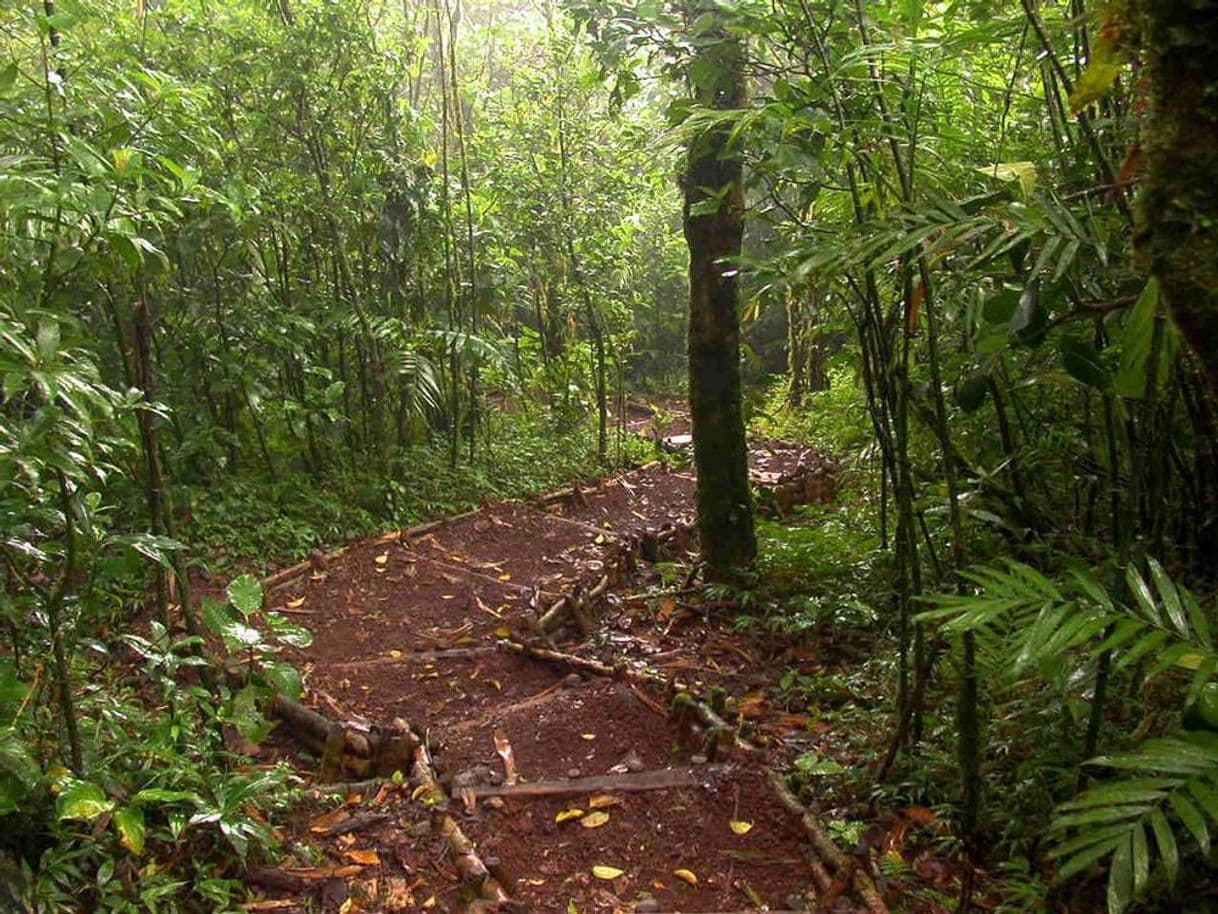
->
[309,808,351,833]
[383,877,417,911]
[344,849,381,866]
[494,729,518,785]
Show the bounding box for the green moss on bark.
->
[1129,0,1218,393]
[683,7,757,576]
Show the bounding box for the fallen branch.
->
[768,773,888,914]
[467,764,729,799]
[245,865,362,893]
[447,679,568,735]
[266,694,417,779]
[405,550,559,597]
[309,810,391,837]
[398,507,482,543]
[326,645,497,673]
[498,639,681,692]
[439,814,512,912]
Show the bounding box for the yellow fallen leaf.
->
[588,794,620,810]
[287,596,306,608]
[422,896,436,908]
[498,572,512,581]
[581,811,610,829]
[494,626,512,639]
[580,733,596,741]
[345,849,381,865]
[556,808,584,823]
[375,553,389,565]
[672,869,698,886]
[592,865,624,880]
[388,649,403,659]
[729,820,754,835]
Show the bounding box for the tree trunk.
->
[683,4,756,576]
[1132,2,1218,395]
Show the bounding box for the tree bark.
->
[1132,2,1218,395]
[683,5,756,576]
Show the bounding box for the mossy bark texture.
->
[1132,0,1218,394]
[683,9,757,576]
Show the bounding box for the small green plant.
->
[919,557,1218,914]
[202,575,313,743]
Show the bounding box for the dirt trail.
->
[245,436,872,914]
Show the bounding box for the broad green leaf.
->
[222,621,264,651]
[1107,832,1132,914]
[1070,61,1122,114]
[202,597,234,637]
[1149,808,1178,885]
[1114,279,1160,398]
[263,662,302,699]
[954,370,989,412]
[226,574,263,618]
[113,805,146,854]
[1060,337,1111,389]
[0,731,40,815]
[1168,793,1209,855]
[56,781,114,822]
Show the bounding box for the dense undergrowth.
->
[186,411,652,577]
[744,378,1218,912]
[0,393,642,912]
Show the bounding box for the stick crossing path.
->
[246,441,881,914]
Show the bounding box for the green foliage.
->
[920,558,1218,912]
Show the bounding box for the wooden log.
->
[438,814,512,912]
[412,742,446,807]
[319,721,345,782]
[245,866,363,893]
[768,773,889,914]
[266,694,418,777]
[309,810,392,837]
[262,544,350,592]
[533,595,569,633]
[398,507,482,543]
[468,764,729,799]
[498,639,675,690]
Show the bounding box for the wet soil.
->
[242,440,908,914]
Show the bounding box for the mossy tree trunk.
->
[1133,1,1218,395]
[683,5,756,576]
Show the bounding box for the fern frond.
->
[1049,733,1218,913]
